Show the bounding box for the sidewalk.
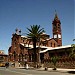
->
[15,66,75,73]
[37,67,75,72]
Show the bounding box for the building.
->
[0,50,8,63]
[8,13,74,68]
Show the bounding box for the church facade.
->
[8,13,74,68]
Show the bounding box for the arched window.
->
[51,42,52,47]
[23,40,24,42]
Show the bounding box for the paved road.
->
[0,67,74,75]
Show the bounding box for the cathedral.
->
[8,13,73,68]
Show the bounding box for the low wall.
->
[44,61,75,69]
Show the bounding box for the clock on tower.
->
[58,34,61,38]
[54,34,57,38]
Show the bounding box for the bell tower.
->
[52,12,62,46]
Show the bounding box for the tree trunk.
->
[33,38,37,63]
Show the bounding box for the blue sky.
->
[0,0,74,54]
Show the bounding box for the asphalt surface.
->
[0,67,74,75]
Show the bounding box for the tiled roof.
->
[0,54,8,56]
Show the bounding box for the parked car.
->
[0,62,5,67]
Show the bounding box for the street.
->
[0,67,74,75]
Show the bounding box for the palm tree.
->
[73,39,75,41]
[26,25,45,63]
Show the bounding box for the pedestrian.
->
[19,63,20,67]
[5,62,9,68]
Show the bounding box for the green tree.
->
[70,44,75,59]
[51,56,58,70]
[26,25,45,63]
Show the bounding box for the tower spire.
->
[54,10,59,20]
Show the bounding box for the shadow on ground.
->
[68,71,75,74]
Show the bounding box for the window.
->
[58,24,60,29]
[54,43,55,47]
[51,42,52,47]
[23,40,24,42]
